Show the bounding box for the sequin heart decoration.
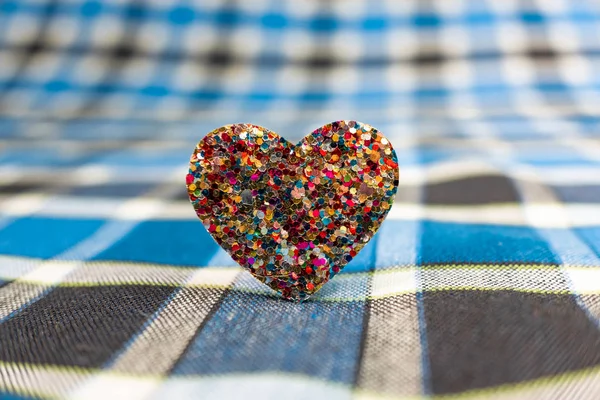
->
[187,121,398,301]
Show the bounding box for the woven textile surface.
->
[1,0,600,399]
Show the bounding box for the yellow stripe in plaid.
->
[1,256,597,301]
[1,361,600,400]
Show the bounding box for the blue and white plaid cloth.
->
[1,1,600,399]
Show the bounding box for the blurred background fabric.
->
[1,0,600,399]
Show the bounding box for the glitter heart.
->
[187,121,399,301]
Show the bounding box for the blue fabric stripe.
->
[2,79,597,106]
[418,221,560,265]
[92,220,221,267]
[3,2,598,28]
[576,227,600,259]
[172,291,366,384]
[2,217,578,268]
[0,392,37,400]
[0,217,104,259]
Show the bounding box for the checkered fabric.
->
[1,0,600,399]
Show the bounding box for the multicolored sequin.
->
[187,121,399,301]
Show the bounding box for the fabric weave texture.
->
[1,0,600,399]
